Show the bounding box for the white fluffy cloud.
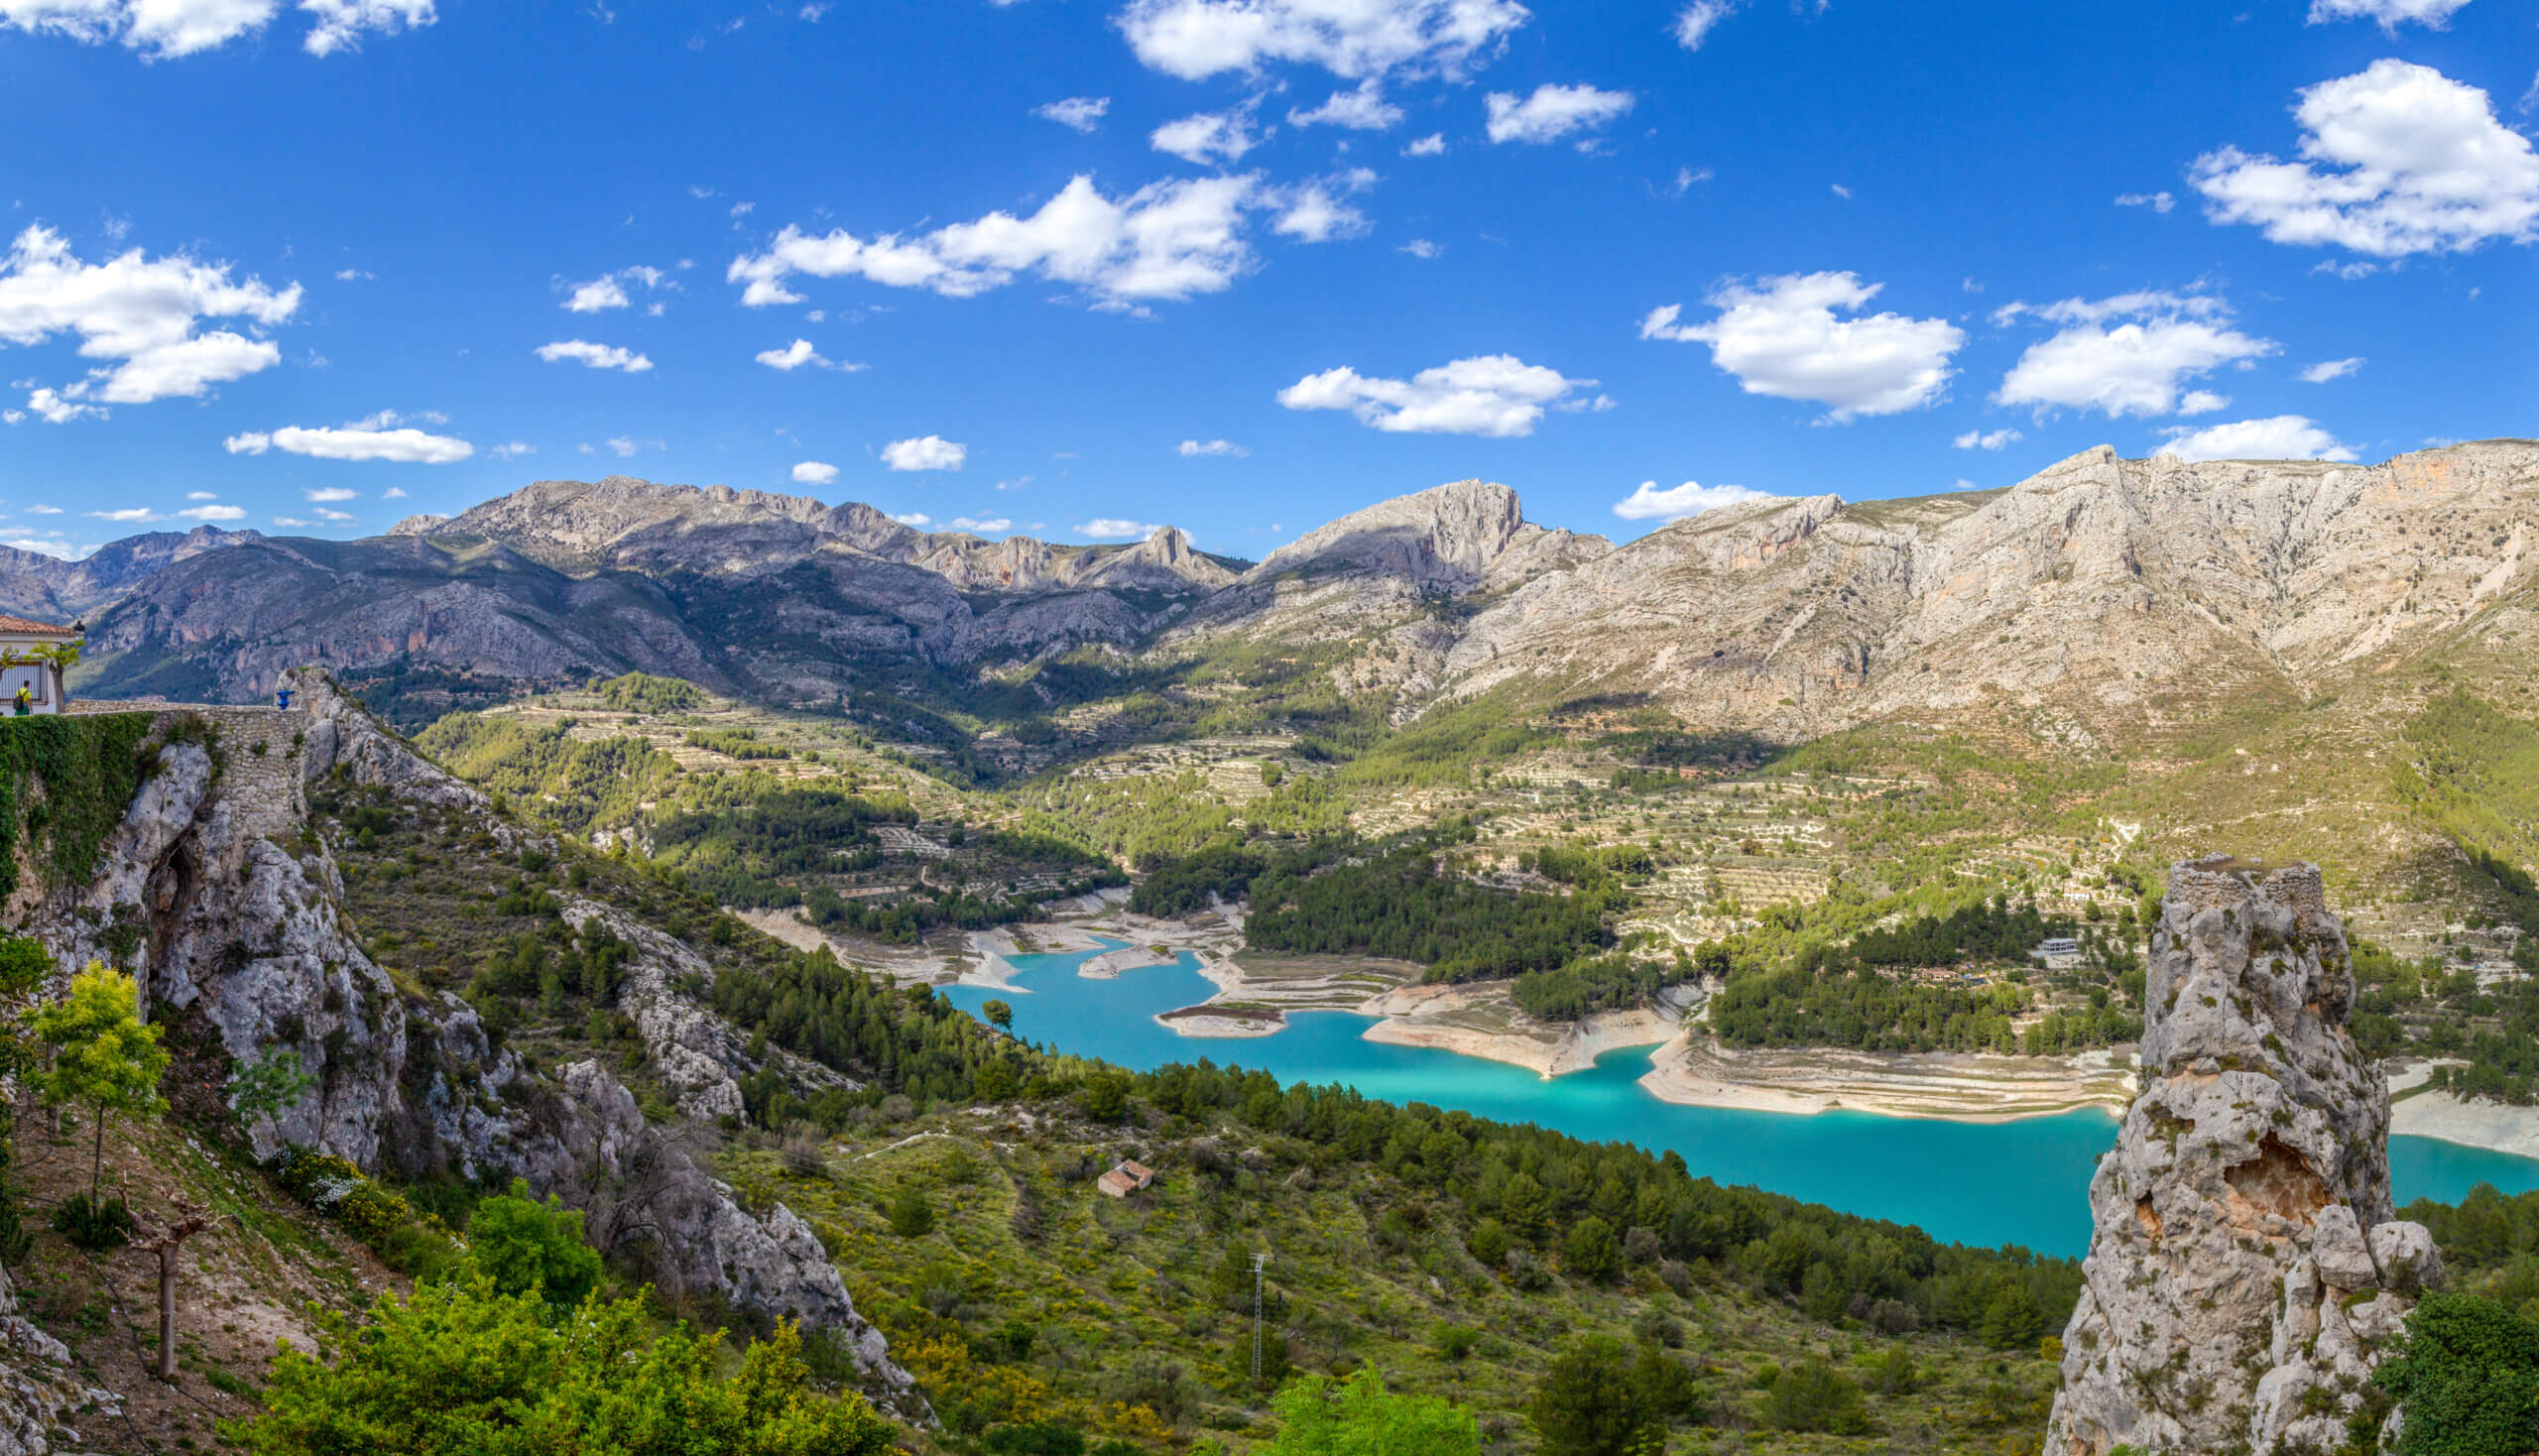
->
[791,460,840,485]
[1272,170,1377,242]
[890,512,932,528]
[1640,272,1964,422]
[1077,518,1160,540]
[1613,480,1773,522]
[0,225,300,422]
[489,441,536,460]
[882,434,966,472]
[1672,0,1739,49]
[946,516,1012,533]
[1404,133,1445,156]
[1115,0,1528,81]
[756,338,829,370]
[300,0,431,55]
[0,0,431,58]
[1151,109,1262,165]
[536,339,654,372]
[730,175,1262,309]
[2158,415,2358,462]
[1033,96,1110,132]
[1278,353,1596,436]
[303,487,357,501]
[178,503,246,520]
[2301,356,2365,383]
[1178,437,1247,456]
[2116,190,2176,213]
[1289,79,1402,129]
[2304,0,2470,28]
[223,422,472,463]
[1484,83,1633,145]
[1953,427,2022,450]
[562,265,670,313]
[2190,61,2539,257]
[1993,291,2274,420]
[88,507,161,523]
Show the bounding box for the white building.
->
[0,617,82,716]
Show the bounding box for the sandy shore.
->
[1355,982,1685,1076]
[1635,1034,2136,1123]
[2390,1088,2539,1159]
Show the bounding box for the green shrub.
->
[51,1190,131,1250]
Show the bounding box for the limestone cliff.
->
[2047,860,2441,1455]
[4,672,917,1407]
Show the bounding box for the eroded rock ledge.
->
[2047,860,2440,1455]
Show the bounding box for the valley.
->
[7,440,2539,1453]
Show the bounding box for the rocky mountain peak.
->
[1246,479,1537,590]
[2047,859,2442,1456]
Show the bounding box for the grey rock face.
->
[11,679,918,1402]
[2046,860,2441,1456]
[0,1263,115,1456]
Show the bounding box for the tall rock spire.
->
[2047,859,2443,1455]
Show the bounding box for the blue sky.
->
[0,0,2533,560]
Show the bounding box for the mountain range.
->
[52,442,2539,752]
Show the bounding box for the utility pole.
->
[1250,1251,1270,1383]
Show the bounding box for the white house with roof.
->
[0,616,83,716]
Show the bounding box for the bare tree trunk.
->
[157,1243,177,1383]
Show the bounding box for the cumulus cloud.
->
[2301,356,2365,383]
[225,415,470,463]
[0,226,300,422]
[2190,61,2539,257]
[303,487,357,501]
[1115,0,1528,82]
[2158,415,2358,462]
[1076,518,1160,540]
[1033,96,1110,132]
[301,0,433,55]
[561,265,671,313]
[889,512,932,528]
[604,436,659,458]
[1277,353,1597,437]
[2304,0,2469,28]
[536,339,654,372]
[1993,290,2274,419]
[489,441,536,460]
[1640,272,1964,422]
[729,174,1262,309]
[1400,238,1442,259]
[1672,0,1739,50]
[1272,170,1377,242]
[1953,427,2022,450]
[2116,190,2176,213]
[1289,79,1402,130]
[0,0,431,59]
[178,503,246,520]
[756,338,830,370]
[1485,83,1634,145]
[87,507,161,523]
[271,516,313,528]
[791,460,839,485]
[1404,133,1446,156]
[1178,437,1247,456]
[946,516,1012,533]
[1613,480,1774,522]
[1151,108,1263,165]
[882,434,966,471]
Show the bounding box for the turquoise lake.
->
[942,940,2539,1257]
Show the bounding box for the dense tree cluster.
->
[1246,839,1624,982]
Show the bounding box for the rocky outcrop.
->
[2047,859,2442,1456]
[0,1263,115,1455]
[9,682,917,1399]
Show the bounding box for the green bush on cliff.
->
[0,712,158,904]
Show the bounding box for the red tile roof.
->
[0,616,75,636]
